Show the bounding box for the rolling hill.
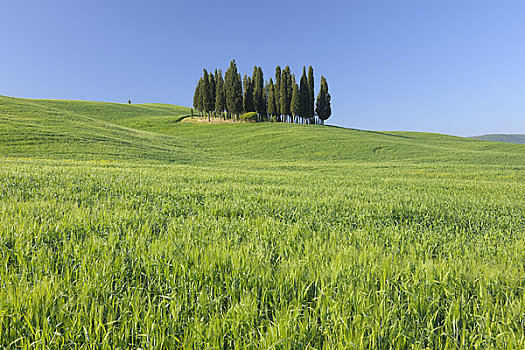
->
[1,95,524,165]
[2,95,525,348]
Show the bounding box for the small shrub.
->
[240,112,258,122]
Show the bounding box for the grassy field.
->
[1,96,525,349]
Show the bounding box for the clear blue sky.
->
[1,0,524,136]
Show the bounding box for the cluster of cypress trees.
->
[193,60,331,125]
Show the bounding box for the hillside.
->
[2,95,525,348]
[471,133,525,144]
[1,95,524,166]
[0,95,195,162]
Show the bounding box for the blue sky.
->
[1,0,524,136]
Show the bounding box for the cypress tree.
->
[209,72,216,119]
[299,67,308,124]
[199,78,204,116]
[307,66,315,123]
[225,59,243,120]
[251,67,259,114]
[253,66,265,119]
[280,66,292,122]
[243,75,254,113]
[193,78,202,116]
[291,75,299,123]
[235,72,243,120]
[279,68,288,121]
[215,69,225,120]
[315,76,332,125]
[261,75,268,119]
[267,78,275,120]
[286,67,293,122]
[199,78,205,116]
[224,65,232,119]
[274,66,281,118]
[202,69,213,119]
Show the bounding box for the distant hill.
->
[471,134,525,144]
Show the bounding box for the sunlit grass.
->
[1,96,525,348]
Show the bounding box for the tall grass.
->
[1,96,524,348]
[1,158,524,349]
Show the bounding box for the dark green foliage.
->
[267,78,275,118]
[286,70,293,121]
[202,69,213,116]
[299,67,309,122]
[291,76,299,122]
[273,84,280,120]
[243,75,254,113]
[274,66,282,117]
[280,66,291,120]
[193,78,203,113]
[215,70,225,117]
[236,73,243,115]
[224,63,232,117]
[225,60,243,118]
[307,66,315,122]
[253,66,265,118]
[316,76,332,125]
[261,75,268,118]
[279,70,287,120]
[194,61,327,124]
[208,72,216,115]
[198,77,204,113]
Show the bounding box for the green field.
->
[1,95,525,349]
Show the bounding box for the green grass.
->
[0,95,193,162]
[2,95,525,165]
[1,96,525,349]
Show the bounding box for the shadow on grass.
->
[324,124,413,139]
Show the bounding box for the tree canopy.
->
[193,60,332,125]
[315,76,332,125]
[224,60,243,119]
